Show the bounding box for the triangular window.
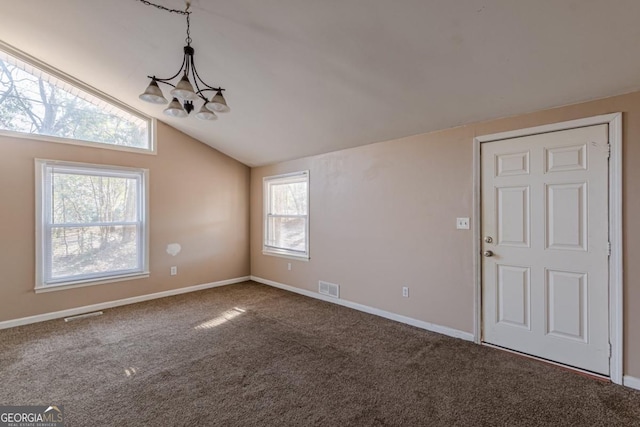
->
[0,44,152,152]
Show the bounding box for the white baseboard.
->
[623,375,640,391]
[0,276,250,330]
[250,275,474,342]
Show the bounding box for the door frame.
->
[472,113,623,384]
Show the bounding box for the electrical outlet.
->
[402,286,409,298]
[170,266,177,276]
[456,217,470,230]
[287,263,292,271]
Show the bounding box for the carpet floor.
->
[1,281,639,426]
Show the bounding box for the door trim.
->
[472,113,623,385]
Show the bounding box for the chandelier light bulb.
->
[170,73,198,101]
[163,97,188,118]
[139,79,168,104]
[195,103,218,121]
[207,90,230,113]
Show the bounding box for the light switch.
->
[456,217,470,230]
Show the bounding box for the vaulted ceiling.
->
[1,1,640,166]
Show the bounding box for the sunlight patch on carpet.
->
[124,367,137,378]
[195,307,245,330]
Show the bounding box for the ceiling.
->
[1,1,640,166]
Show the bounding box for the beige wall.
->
[250,91,640,377]
[2,90,638,376]
[0,121,250,322]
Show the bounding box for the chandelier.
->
[137,0,230,121]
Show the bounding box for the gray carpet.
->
[1,281,639,426]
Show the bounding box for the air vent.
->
[64,311,103,322]
[319,280,339,298]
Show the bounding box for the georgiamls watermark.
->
[0,406,64,427]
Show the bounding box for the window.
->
[263,171,309,259]
[36,160,149,291]
[0,42,153,152]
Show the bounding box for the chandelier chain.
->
[135,0,190,16]
[136,0,192,44]
[186,11,191,45]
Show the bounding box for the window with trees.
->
[36,160,149,291]
[0,43,152,152]
[263,171,309,259]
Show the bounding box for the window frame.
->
[35,159,150,293]
[0,40,156,154]
[263,171,310,260]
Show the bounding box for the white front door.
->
[481,124,610,375]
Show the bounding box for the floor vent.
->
[319,281,340,298]
[64,311,103,322]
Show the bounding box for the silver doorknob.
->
[483,250,494,257]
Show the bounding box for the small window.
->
[36,160,149,291]
[263,171,309,259]
[0,42,153,152]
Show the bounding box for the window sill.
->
[262,250,310,262]
[0,130,156,154]
[35,272,150,293]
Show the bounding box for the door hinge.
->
[607,143,611,159]
[609,342,612,358]
[608,242,611,256]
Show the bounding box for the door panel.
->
[546,183,587,251]
[497,151,530,176]
[545,269,587,342]
[545,144,587,173]
[496,186,530,247]
[482,124,609,375]
[497,264,530,329]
